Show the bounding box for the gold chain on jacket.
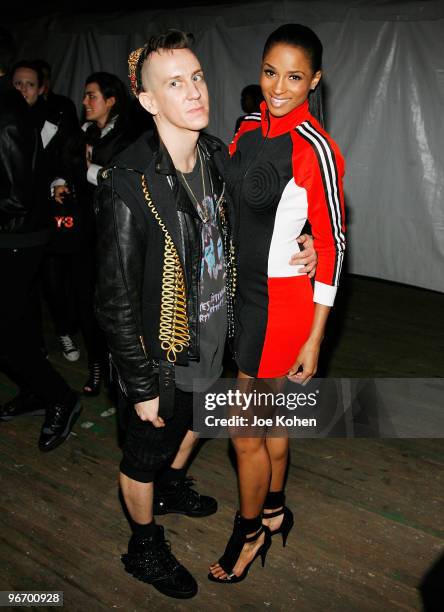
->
[141,175,190,362]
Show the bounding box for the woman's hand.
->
[289,234,317,278]
[134,397,165,428]
[54,184,70,204]
[287,338,321,385]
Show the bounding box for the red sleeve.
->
[291,124,346,306]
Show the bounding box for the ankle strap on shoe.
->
[264,490,285,510]
[244,525,264,543]
[238,513,262,538]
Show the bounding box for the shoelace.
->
[178,476,201,505]
[157,540,180,573]
[184,475,195,487]
[43,404,66,430]
[59,335,77,353]
[91,362,101,382]
[156,476,201,506]
[130,538,180,575]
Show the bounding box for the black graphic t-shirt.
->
[175,153,227,392]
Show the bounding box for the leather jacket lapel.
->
[142,157,185,270]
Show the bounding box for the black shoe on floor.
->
[154,476,218,517]
[38,391,82,452]
[0,391,46,421]
[121,525,197,599]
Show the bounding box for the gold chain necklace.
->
[179,146,208,222]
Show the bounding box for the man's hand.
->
[289,234,317,278]
[86,143,92,169]
[54,184,70,204]
[135,397,164,428]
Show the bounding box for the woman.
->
[52,71,133,395]
[209,24,346,582]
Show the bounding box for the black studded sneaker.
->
[154,476,218,517]
[38,390,82,452]
[121,525,197,599]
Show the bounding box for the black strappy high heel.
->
[208,512,272,584]
[263,491,294,548]
[82,361,102,397]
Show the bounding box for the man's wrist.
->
[135,396,159,407]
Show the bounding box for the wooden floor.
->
[1,275,443,611]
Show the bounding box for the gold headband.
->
[128,46,145,97]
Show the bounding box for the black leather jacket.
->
[0,86,45,246]
[94,129,232,412]
[0,86,76,247]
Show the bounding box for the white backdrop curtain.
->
[7,0,444,292]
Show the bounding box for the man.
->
[33,59,79,129]
[95,30,316,599]
[23,59,82,363]
[0,51,82,451]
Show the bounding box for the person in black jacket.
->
[33,58,79,129]
[52,72,134,396]
[12,60,84,362]
[0,58,82,452]
[95,31,232,599]
[30,59,86,363]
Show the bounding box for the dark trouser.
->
[0,246,71,405]
[41,252,77,336]
[120,388,193,483]
[41,247,104,363]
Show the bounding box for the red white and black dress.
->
[228,100,346,378]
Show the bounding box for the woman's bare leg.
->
[261,374,289,529]
[263,435,288,531]
[209,370,270,579]
[235,369,271,517]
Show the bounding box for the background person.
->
[33,58,79,126]
[0,58,82,452]
[234,83,263,133]
[52,71,134,396]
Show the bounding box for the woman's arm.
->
[287,303,329,384]
[288,128,346,382]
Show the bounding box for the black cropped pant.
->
[119,388,193,483]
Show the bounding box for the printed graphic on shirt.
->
[175,165,228,392]
[199,191,226,322]
[201,195,224,279]
[200,286,226,324]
